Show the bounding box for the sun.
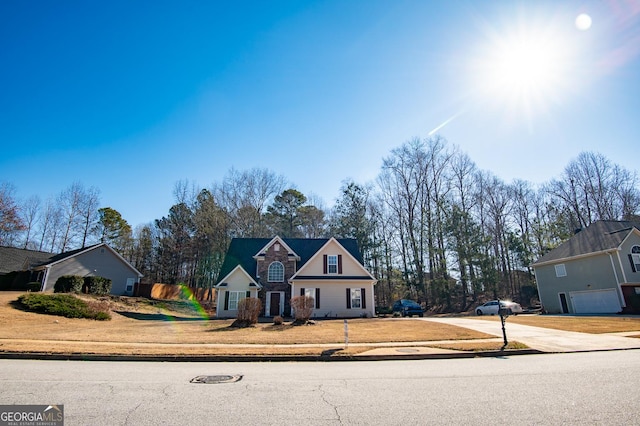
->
[468,21,573,122]
[490,37,561,94]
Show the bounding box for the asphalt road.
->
[1,350,639,425]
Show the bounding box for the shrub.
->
[230,297,262,328]
[54,275,84,293]
[16,293,111,320]
[84,276,112,295]
[290,295,314,325]
[273,315,284,325]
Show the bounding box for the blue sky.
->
[2,0,639,228]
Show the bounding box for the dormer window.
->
[268,261,284,282]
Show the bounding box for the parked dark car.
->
[392,299,424,317]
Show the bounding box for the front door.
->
[559,293,569,314]
[125,278,136,296]
[269,292,281,317]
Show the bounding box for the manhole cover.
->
[396,348,420,353]
[190,375,243,384]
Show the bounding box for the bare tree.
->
[20,195,41,249]
[79,186,101,248]
[0,181,24,246]
[214,168,287,237]
[58,182,85,252]
[546,152,640,229]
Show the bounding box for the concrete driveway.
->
[423,317,640,353]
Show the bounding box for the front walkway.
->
[422,317,640,353]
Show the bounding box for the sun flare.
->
[490,37,561,93]
[469,20,575,123]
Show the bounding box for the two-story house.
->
[214,236,376,318]
[532,220,640,314]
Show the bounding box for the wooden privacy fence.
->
[134,283,215,301]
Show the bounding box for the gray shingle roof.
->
[532,220,640,266]
[0,246,55,274]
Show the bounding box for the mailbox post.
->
[497,299,510,350]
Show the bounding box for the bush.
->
[54,275,84,293]
[273,315,284,325]
[16,293,111,320]
[230,297,262,328]
[290,295,315,325]
[84,276,112,295]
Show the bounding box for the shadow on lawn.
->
[115,311,212,321]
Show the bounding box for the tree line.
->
[2,138,639,312]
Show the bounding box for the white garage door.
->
[570,289,621,314]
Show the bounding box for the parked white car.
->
[475,300,523,316]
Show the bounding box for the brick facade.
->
[256,243,296,316]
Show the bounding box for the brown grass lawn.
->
[2,292,638,357]
[477,314,640,334]
[0,292,492,356]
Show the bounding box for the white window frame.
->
[304,287,315,300]
[632,246,640,272]
[228,291,246,311]
[327,255,338,274]
[350,288,362,309]
[268,261,284,282]
[555,264,567,278]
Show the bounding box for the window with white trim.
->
[228,291,246,310]
[555,264,567,277]
[268,261,284,282]
[304,287,316,300]
[327,255,338,274]
[631,246,640,273]
[350,288,362,308]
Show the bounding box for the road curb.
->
[0,349,544,362]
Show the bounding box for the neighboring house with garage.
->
[0,243,142,296]
[532,220,640,314]
[215,236,376,318]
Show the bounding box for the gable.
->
[37,244,142,277]
[254,236,300,260]
[291,238,374,279]
[215,265,261,290]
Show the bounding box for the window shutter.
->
[300,287,305,296]
[630,254,637,273]
[224,291,229,310]
[361,288,366,309]
[323,255,328,274]
[315,288,320,309]
[346,288,351,309]
[338,255,343,274]
[246,290,251,298]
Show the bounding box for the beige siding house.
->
[532,220,640,314]
[35,243,143,296]
[215,237,376,318]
